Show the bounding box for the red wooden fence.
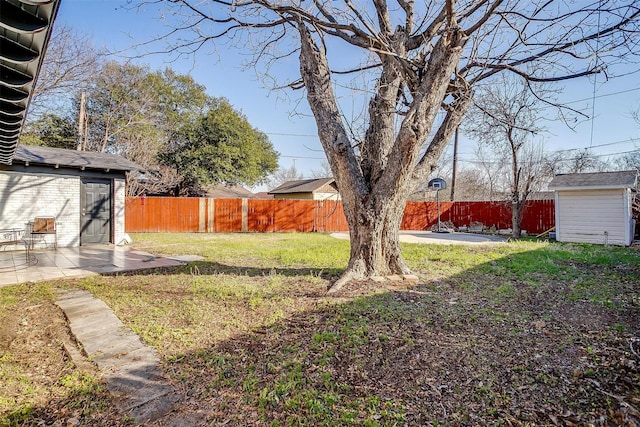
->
[314,200,349,232]
[400,199,554,233]
[125,197,554,234]
[125,197,202,232]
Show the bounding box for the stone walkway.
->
[56,290,181,423]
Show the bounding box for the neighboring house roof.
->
[548,170,638,191]
[254,192,274,199]
[0,0,61,164]
[268,178,337,194]
[205,184,255,199]
[11,145,144,173]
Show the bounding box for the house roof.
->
[204,184,255,199]
[254,191,274,199]
[548,170,638,191]
[0,0,61,164]
[12,145,144,173]
[268,178,336,194]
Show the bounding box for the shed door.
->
[81,179,111,244]
[556,189,627,245]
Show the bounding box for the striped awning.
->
[0,0,60,164]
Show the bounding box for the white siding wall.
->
[113,178,127,245]
[0,171,81,247]
[313,192,341,201]
[555,189,630,246]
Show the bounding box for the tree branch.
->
[297,22,368,196]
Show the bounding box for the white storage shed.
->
[1,145,143,248]
[548,170,638,246]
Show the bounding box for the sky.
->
[54,0,640,190]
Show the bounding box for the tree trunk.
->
[510,140,522,239]
[296,21,468,293]
[511,198,522,239]
[332,189,411,291]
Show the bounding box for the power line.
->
[455,148,639,165]
[589,2,602,148]
[280,154,326,160]
[265,132,318,137]
[262,87,640,139]
[552,137,640,153]
[277,136,639,164]
[578,148,639,159]
[564,86,640,105]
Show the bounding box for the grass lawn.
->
[1,233,638,426]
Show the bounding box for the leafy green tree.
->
[20,114,77,149]
[81,62,276,195]
[25,58,278,195]
[83,62,162,154]
[162,99,279,195]
[149,68,209,140]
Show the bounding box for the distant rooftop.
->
[204,184,255,199]
[268,178,336,194]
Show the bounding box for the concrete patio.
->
[0,245,183,287]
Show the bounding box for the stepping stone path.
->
[56,290,180,423]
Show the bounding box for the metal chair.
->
[25,217,58,250]
[0,228,34,267]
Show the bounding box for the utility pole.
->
[450,127,459,201]
[76,91,86,151]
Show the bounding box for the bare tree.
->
[545,148,610,175]
[140,0,640,291]
[464,75,553,237]
[614,150,640,171]
[310,161,333,179]
[449,167,493,201]
[618,105,640,171]
[449,142,508,202]
[28,25,104,119]
[473,143,509,201]
[268,164,305,189]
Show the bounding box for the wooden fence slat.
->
[315,200,349,232]
[214,198,243,232]
[248,199,275,232]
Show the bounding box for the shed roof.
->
[268,178,337,194]
[0,0,61,164]
[12,145,144,173]
[548,170,638,191]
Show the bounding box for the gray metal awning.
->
[0,0,61,164]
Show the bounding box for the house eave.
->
[549,184,634,191]
[0,0,62,164]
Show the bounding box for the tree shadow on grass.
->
[4,244,640,426]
